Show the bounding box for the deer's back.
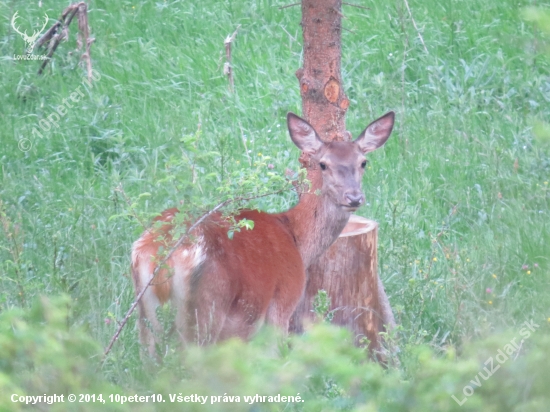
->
[132,208,306,340]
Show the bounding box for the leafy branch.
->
[102,185,298,362]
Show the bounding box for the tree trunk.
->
[296,0,350,142]
[290,0,396,359]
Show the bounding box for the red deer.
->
[131,111,394,358]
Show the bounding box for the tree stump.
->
[290,215,396,359]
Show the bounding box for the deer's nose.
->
[344,191,364,208]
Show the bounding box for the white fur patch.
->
[130,235,148,269]
[171,236,206,301]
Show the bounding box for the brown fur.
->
[131,111,394,358]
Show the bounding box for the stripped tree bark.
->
[289,0,397,361]
[223,25,240,92]
[294,0,350,142]
[35,2,95,82]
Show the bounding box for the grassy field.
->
[1,0,549,410]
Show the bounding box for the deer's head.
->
[287,112,394,211]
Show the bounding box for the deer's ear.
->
[355,111,395,154]
[287,112,323,154]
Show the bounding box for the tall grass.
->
[0,0,549,409]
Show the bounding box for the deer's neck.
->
[281,170,352,269]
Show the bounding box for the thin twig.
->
[102,199,230,362]
[280,25,297,43]
[342,2,370,10]
[76,2,95,82]
[35,8,68,49]
[36,2,94,79]
[403,0,428,54]
[224,25,241,92]
[513,339,524,361]
[342,26,356,35]
[279,2,300,9]
[190,122,202,186]
[333,7,348,19]
[114,184,150,231]
[238,121,252,166]
[102,187,292,362]
[280,26,298,51]
[37,5,79,75]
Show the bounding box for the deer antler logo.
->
[11,11,49,54]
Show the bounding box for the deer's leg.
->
[182,261,232,345]
[265,270,307,334]
[265,300,293,334]
[217,297,265,342]
[136,287,163,359]
[132,258,170,360]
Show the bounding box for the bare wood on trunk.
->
[223,25,240,92]
[296,0,350,143]
[36,2,95,82]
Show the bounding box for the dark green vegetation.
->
[1,0,549,410]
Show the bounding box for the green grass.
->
[1,0,549,410]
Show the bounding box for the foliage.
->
[312,289,335,323]
[1,297,550,411]
[0,296,117,411]
[0,0,549,409]
[523,6,550,146]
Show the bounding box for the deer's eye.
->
[319,162,327,170]
[361,160,367,168]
